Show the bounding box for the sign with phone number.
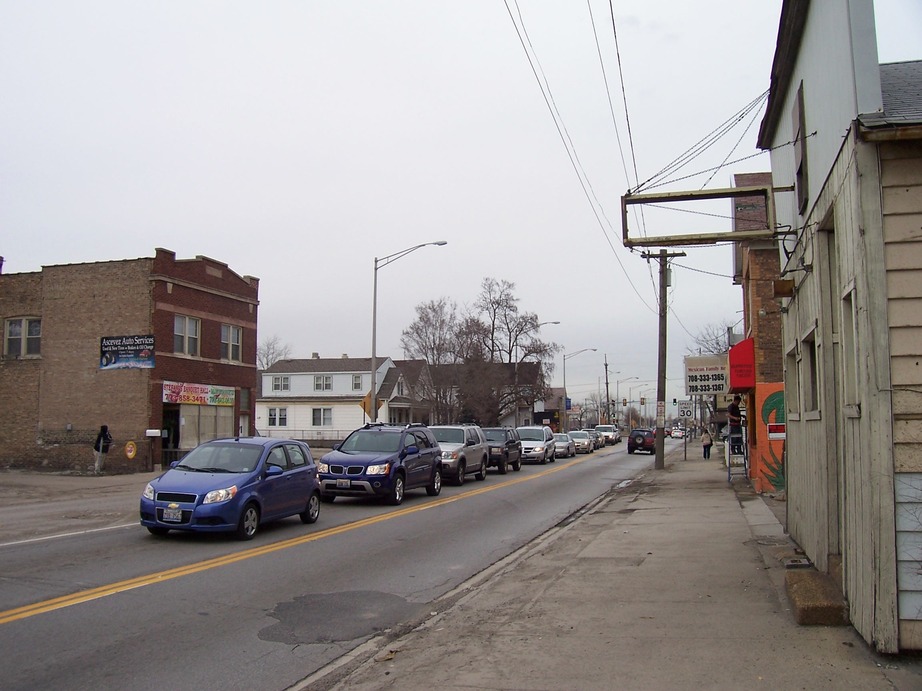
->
[684,355,728,395]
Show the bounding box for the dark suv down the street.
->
[627,428,656,454]
[482,427,523,474]
[318,423,442,505]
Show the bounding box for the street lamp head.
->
[433,241,448,246]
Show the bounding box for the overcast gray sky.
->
[2,1,919,406]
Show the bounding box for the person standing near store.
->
[701,429,713,459]
[93,424,112,475]
[727,395,743,454]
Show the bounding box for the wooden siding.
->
[783,128,901,651]
[885,141,922,641]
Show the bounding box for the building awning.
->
[728,338,755,392]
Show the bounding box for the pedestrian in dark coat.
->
[93,425,112,475]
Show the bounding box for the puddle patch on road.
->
[261,591,423,645]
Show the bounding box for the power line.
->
[502,0,658,315]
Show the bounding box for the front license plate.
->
[162,507,182,522]
[336,478,351,489]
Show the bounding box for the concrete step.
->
[785,568,850,626]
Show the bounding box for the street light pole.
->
[615,376,638,428]
[370,241,447,423]
[562,348,597,432]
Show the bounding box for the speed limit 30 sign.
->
[677,400,693,418]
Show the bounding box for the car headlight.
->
[142,483,154,500]
[535,445,545,453]
[441,450,458,460]
[203,485,238,504]
[366,463,390,476]
[317,462,330,473]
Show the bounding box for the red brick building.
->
[731,172,785,493]
[0,248,259,473]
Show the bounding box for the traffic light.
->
[622,398,627,407]
[640,397,646,405]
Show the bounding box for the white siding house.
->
[758,0,922,652]
[256,356,432,442]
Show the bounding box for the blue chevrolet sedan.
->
[140,437,321,540]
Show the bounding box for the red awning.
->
[728,338,755,392]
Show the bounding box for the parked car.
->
[553,432,576,458]
[582,429,604,450]
[429,424,490,485]
[569,430,594,454]
[317,423,442,505]
[595,424,621,445]
[672,427,686,439]
[627,428,656,454]
[140,437,321,540]
[482,426,523,474]
[516,425,556,464]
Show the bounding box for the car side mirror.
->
[333,443,341,450]
[266,465,284,476]
[401,445,419,458]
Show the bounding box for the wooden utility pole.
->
[643,249,685,469]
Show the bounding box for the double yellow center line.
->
[0,455,588,625]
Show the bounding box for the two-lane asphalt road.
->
[0,442,663,690]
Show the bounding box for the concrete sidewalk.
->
[305,454,922,691]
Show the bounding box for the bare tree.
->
[400,279,560,424]
[687,320,736,356]
[257,335,292,370]
[466,278,560,421]
[401,299,462,423]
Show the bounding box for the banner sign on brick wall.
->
[162,380,235,406]
[100,335,155,370]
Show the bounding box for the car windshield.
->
[597,426,613,432]
[483,429,507,442]
[554,434,570,442]
[517,428,544,441]
[339,430,402,454]
[176,442,264,473]
[431,427,464,444]
[570,431,589,439]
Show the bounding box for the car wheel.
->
[539,452,548,464]
[387,474,405,506]
[628,448,634,454]
[498,454,508,475]
[570,447,575,457]
[550,450,556,463]
[147,527,170,537]
[512,456,522,471]
[236,503,260,541]
[300,491,321,524]
[475,458,487,481]
[320,494,336,503]
[426,467,442,496]
[455,461,466,485]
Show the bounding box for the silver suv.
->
[516,425,556,464]
[429,425,490,486]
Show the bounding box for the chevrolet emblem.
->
[168,503,179,509]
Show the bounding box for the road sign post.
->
[677,400,693,461]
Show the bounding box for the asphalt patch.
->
[261,591,423,645]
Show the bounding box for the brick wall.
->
[0,250,261,473]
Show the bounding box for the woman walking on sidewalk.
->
[701,429,713,459]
